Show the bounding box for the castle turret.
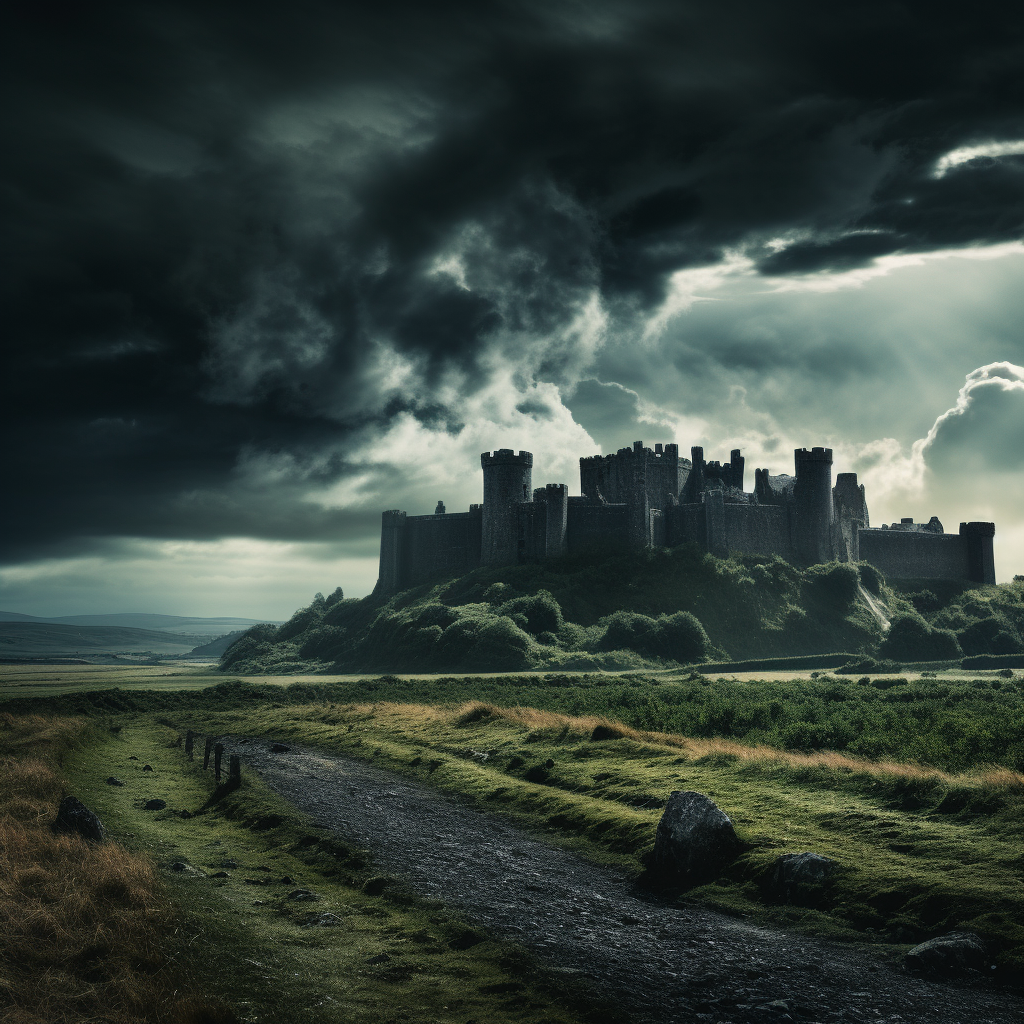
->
[481,449,533,565]
[960,521,996,584]
[377,509,407,595]
[534,483,569,557]
[794,447,834,564]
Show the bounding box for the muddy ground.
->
[222,737,1023,1024]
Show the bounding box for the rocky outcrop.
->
[51,796,104,842]
[905,931,988,974]
[649,790,742,884]
[766,852,839,902]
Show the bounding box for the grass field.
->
[6,660,1024,1016]
[169,699,1024,977]
[56,718,598,1024]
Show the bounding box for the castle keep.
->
[376,442,996,594]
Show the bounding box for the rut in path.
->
[222,737,1022,1024]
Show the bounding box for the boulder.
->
[51,796,104,842]
[905,931,988,974]
[766,852,839,902]
[649,790,741,884]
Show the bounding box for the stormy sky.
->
[3,0,1024,618]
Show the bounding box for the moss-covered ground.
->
[168,699,1024,979]
[65,719,602,1024]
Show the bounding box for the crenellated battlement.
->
[795,446,833,463]
[481,449,533,467]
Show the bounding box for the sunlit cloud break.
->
[932,140,1024,178]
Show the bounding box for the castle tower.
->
[481,449,533,565]
[960,522,996,584]
[534,483,569,557]
[794,447,834,564]
[377,509,407,595]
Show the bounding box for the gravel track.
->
[223,737,1023,1024]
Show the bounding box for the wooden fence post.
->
[214,743,224,782]
[228,755,241,789]
[203,737,213,770]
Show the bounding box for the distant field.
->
[0,620,211,656]
[0,661,1013,701]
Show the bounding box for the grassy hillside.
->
[0,621,208,657]
[222,547,887,674]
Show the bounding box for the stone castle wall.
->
[375,441,996,594]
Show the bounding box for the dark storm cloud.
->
[3,0,1024,560]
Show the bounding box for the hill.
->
[0,621,211,658]
[0,611,281,635]
[222,546,897,674]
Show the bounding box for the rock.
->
[366,953,391,965]
[279,875,295,885]
[905,931,988,974]
[649,790,742,884]
[128,755,139,760]
[211,871,230,878]
[178,809,192,820]
[51,796,104,842]
[270,743,291,753]
[287,888,320,901]
[766,852,839,902]
[300,912,343,928]
[142,765,153,772]
[171,862,206,876]
[105,777,125,786]
[144,798,167,810]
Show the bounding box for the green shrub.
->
[880,614,962,662]
[499,590,564,635]
[804,562,860,608]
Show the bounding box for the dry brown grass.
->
[0,713,235,1024]
[348,700,1024,794]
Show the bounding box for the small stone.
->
[128,755,139,760]
[144,799,167,810]
[279,875,295,885]
[106,777,125,786]
[178,809,192,820]
[256,864,271,872]
[649,791,742,884]
[300,912,343,928]
[366,953,391,965]
[905,931,987,974]
[142,765,153,772]
[287,888,320,902]
[211,871,230,878]
[51,796,104,843]
[767,852,839,902]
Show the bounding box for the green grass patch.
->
[163,699,1024,976]
[66,719,603,1024]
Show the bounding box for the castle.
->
[375,442,996,594]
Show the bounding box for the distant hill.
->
[0,621,210,657]
[0,611,281,636]
[187,631,247,658]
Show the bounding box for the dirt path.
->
[223,737,1022,1024]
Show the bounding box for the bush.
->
[499,589,564,635]
[858,562,883,595]
[640,611,711,663]
[879,614,962,662]
[805,562,860,608]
